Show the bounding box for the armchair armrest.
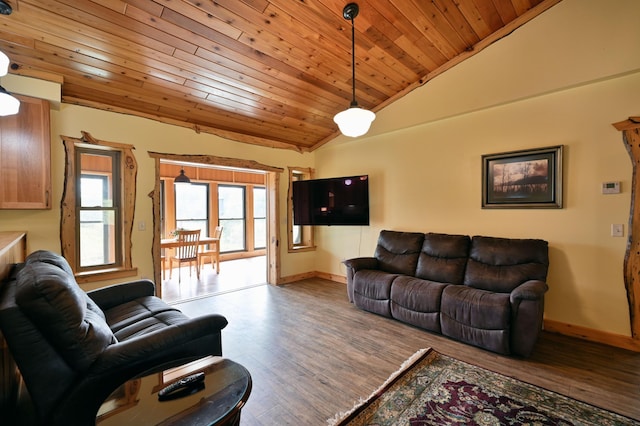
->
[510,280,548,303]
[87,279,156,310]
[91,314,228,375]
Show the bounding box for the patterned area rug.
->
[328,348,639,426]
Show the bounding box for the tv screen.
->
[293,175,369,226]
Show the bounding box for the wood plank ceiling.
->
[0,0,561,152]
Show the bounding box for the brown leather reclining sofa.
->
[344,230,549,357]
[0,250,228,426]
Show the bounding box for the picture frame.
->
[482,145,563,209]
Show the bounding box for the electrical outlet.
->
[611,224,624,237]
[138,221,146,231]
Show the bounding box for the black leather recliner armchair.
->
[0,250,228,426]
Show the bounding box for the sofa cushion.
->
[374,230,424,275]
[390,276,447,332]
[15,262,116,372]
[415,233,470,284]
[353,269,397,317]
[440,285,511,354]
[464,236,549,293]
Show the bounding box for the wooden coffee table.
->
[97,357,251,426]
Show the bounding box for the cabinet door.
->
[0,94,51,209]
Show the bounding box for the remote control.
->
[158,372,205,401]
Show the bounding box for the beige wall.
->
[314,0,640,337]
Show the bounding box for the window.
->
[218,185,246,252]
[288,167,315,252]
[61,132,137,281]
[253,187,266,249]
[78,153,120,268]
[175,182,209,236]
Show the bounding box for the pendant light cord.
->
[350,15,357,107]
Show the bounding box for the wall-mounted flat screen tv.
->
[293,175,369,226]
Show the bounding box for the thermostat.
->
[602,181,621,194]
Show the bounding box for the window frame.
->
[287,167,315,252]
[61,131,137,282]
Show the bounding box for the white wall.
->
[315,0,640,336]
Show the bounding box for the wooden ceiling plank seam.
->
[407,0,472,54]
[180,47,352,115]
[241,0,270,14]
[511,0,539,16]
[455,0,502,39]
[185,0,403,99]
[262,2,406,98]
[62,76,202,111]
[357,0,449,65]
[488,0,518,24]
[30,36,189,87]
[19,0,178,56]
[182,71,341,120]
[7,45,146,88]
[64,73,206,103]
[160,7,361,107]
[160,0,247,41]
[0,27,36,49]
[390,0,460,60]
[92,0,128,14]
[51,0,202,54]
[121,0,164,17]
[431,0,482,46]
[124,4,198,55]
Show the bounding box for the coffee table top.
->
[97,357,251,426]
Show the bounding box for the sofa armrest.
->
[87,279,156,310]
[343,257,378,303]
[509,280,548,357]
[343,257,378,272]
[510,279,548,303]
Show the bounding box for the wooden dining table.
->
[161,236,221,274]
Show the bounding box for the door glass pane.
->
[219,186,245,252]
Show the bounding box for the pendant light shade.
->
[0,50,20,116]
[333,104,376,137]
[333,3,375,138]
[174,168,191,184]
[0,85,19,116]
[0,51,8,76]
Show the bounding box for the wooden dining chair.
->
[199,226,223,274]
[169,229,201,283]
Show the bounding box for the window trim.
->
[288,167,315,252]
[61,131,137,282]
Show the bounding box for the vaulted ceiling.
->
[0,0,561,152]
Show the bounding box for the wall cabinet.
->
[0,94,51,209]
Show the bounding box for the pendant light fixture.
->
[174,168,191,184]
[0,50,20,116]
[333,3,375,138]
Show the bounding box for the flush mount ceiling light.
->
[333,2,375,138]
[174,168,191,184]
[0,50,20,116]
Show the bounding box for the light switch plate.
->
[611,224,624,237]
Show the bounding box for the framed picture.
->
[482,145,563,209]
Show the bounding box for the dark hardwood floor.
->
[175,278,640,425]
